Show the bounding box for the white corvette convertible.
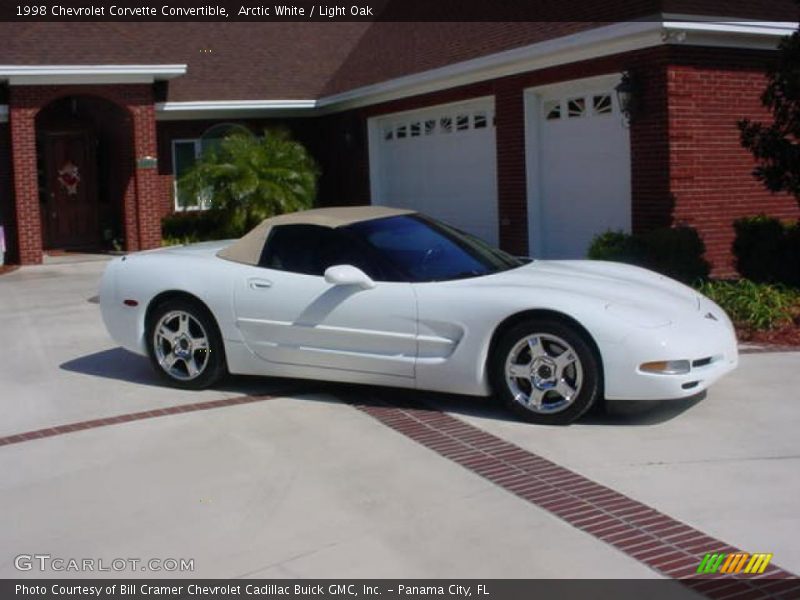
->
[100,206,738,424]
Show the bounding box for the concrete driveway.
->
[0,258,798,587]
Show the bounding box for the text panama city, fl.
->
[16,4,375,17]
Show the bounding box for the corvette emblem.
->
[57,161,80,195]
[705,312,718,321]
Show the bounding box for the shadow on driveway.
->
[61,347,705,427]
[341,386,706,427]
[59,347,290,396]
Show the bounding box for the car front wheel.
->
[490,318,601,425]
[146,298,226,390]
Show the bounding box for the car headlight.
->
[640,360,691,375]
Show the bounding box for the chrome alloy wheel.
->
[504,333,584,414]
[153,310,210,381]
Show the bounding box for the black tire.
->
[145,297,226,390]
[489,317,601,425]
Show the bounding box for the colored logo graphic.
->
[697,552,773,575]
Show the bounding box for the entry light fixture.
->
[615,70,640,122]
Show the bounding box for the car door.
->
[233,224,418,378]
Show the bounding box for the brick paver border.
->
[355,394,799,599]
[0,392,282,447]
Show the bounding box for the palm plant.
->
[179,129,319,237]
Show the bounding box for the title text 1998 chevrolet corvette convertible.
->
[100,206,738,424]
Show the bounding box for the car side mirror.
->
[324,265,376,290]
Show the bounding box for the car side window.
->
[258,225,332,275]
[316,229,398,281]
[258,224,397,280]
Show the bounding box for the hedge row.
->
[587,227,710,284]
[733,215,800,288]
[588,215,800,288]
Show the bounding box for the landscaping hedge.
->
[587,226,710,284]
[161,210,230,246]
[733,215,800,288]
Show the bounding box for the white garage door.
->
[527,77,631,259]
[369,99,498,245]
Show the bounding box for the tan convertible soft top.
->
[217,206,415,265]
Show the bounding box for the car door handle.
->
[248,278,273,290]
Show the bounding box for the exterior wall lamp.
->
[615,71,641,122]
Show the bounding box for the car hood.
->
[471,260,701,315]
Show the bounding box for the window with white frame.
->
[172,139,210,211]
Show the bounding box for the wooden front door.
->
[41,130,99,249]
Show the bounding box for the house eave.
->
[155,99,318,121]
[0,64,187,86]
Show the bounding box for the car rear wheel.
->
[146,298,226,390]
[490,318,600,425]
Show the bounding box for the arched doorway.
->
[35,95,133,251]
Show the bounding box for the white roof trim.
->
[0,64,187,85]
[0,105,8,123]
[157,99,317,111]
[662,18,797,40]
[155,99,318,120]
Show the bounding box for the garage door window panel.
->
[593,94,613,116]
[567,97,586,118]
[544,100,562,120]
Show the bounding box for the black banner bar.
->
[6,579,800,600]
[1,0,798,22]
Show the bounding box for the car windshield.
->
[344,214,527,282]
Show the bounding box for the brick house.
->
[1,4,799,274]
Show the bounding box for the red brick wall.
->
[130,98,160,251]
[666,49,800,276]
[6,84,159,263]
[8,94,42,265]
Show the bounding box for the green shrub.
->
[179,129,319,236]
[586,230,642,262]
[733,215,800,287]
[161,210,230,245]
[697,279,799,330]
[640,227,710,284]
[587,227,709,284]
